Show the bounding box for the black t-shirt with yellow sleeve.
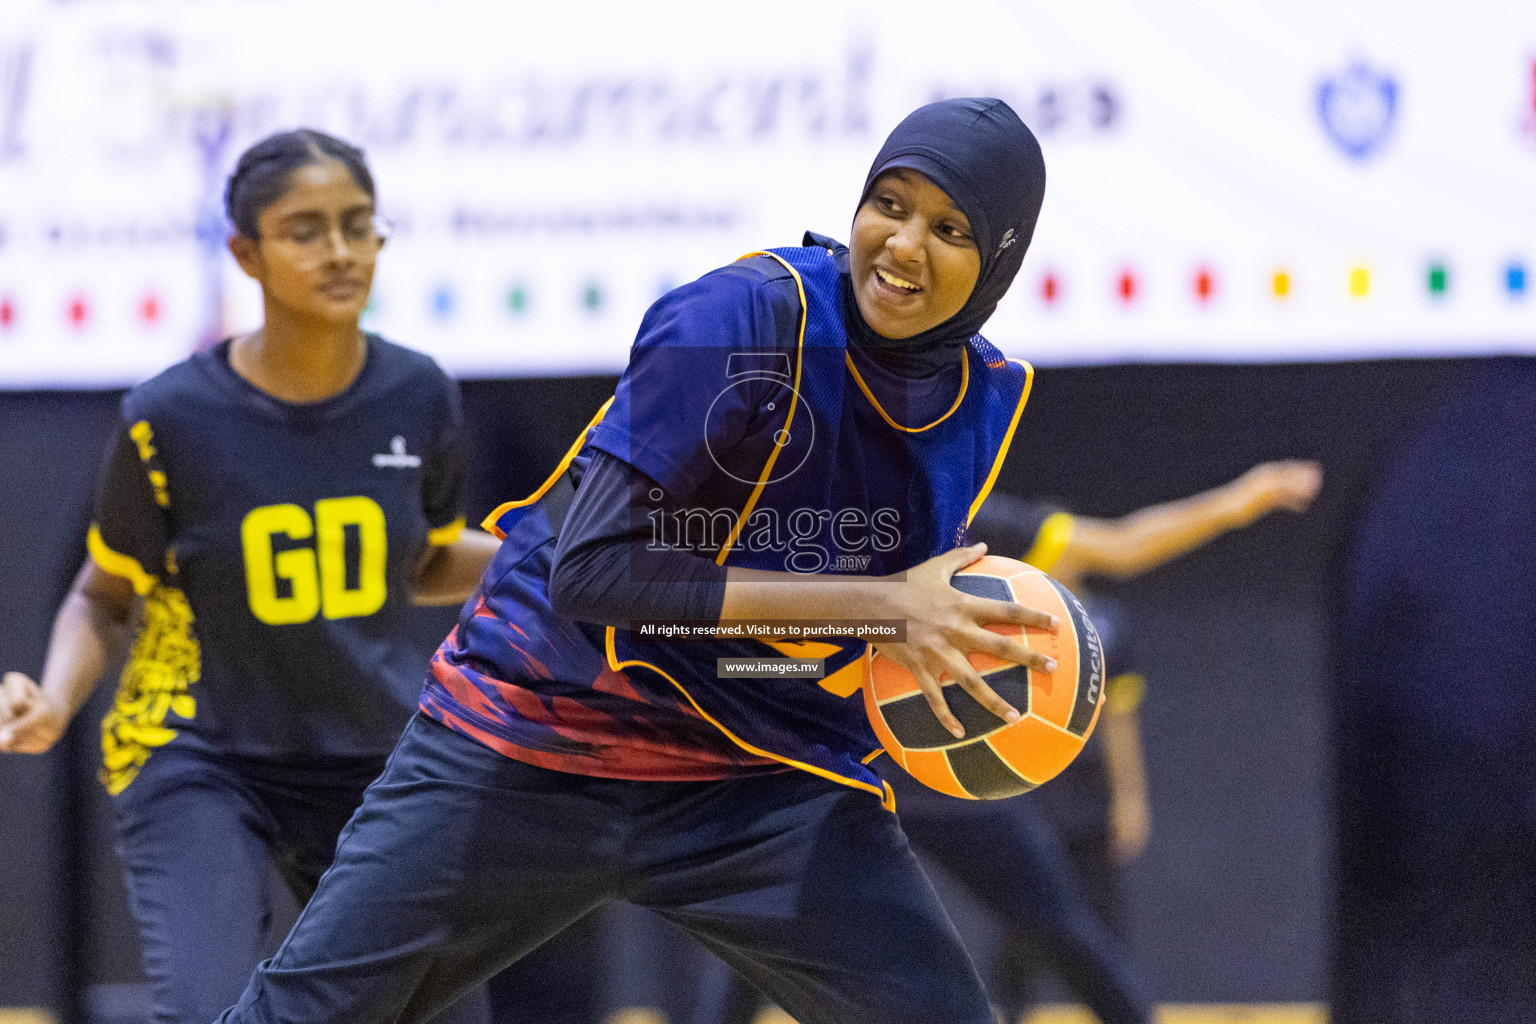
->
[89,336,466,793]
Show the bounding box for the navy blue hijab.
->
[835,97,1046,367]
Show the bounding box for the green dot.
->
[583,284,602,311]
[1427,263,1448,295]
[507,286,527,314]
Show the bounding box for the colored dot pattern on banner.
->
[1040,271,1060,306]
[386,263,1517,315]
[431,285,454,320]
[4,258,1526,348]
[1427,263,1448,296]
[1117,269,1137,304]
[1194,267,1215,303]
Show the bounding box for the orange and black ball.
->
[864,555,1105,799]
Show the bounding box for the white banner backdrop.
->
[0,0,1533,386]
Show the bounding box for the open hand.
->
[0,672,70,754]
[870,544,1058,739]
[1238,460,1323,517]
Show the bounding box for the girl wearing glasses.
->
[0,129,498,1024]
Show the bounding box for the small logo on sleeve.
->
[995,228,1018,258]
[372,436,421,469]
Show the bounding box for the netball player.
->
[0,129,499,1024]
[209,98,1049,1024]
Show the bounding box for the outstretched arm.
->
[1052,460,1322,583]
[1,560,135,753]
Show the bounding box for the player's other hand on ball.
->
[0,672,69,754]
[1239,459,1323,517]
[870,543,1058,740]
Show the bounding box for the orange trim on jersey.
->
[87,524,158,596]
[966,358,1035,526]
[605,626,897,812]
[816,659,865,699]
[712,250,809,567]
[844,347,970,433]
[481,397,615,540]
[761,639,861,698]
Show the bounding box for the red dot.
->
[1194,267,1215,303]
[1117,270,1138,304]
[1041,272,1060,304]
[0,297,14,330]
[67,294,90,329]
[140,292,161,325]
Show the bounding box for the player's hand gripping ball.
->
[864,555,1105,799]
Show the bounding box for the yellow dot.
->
[1272,270,1291,298]
[1349,265,1370,298]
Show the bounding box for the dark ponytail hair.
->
[224,128,375,239]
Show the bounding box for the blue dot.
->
[655,278,677,300]
[1507,262,1527,297]
[431,285,455,319]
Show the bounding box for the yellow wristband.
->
[1104,672,1146,714]
[1022,512,1074,573]
[427,516,466,546]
